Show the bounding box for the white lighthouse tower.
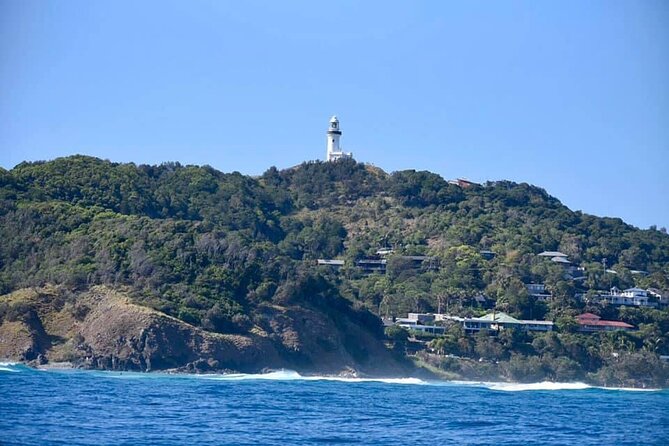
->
[326,115,352,162]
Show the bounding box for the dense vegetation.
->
[1,155,668,385]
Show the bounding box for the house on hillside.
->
[538,250,572,266]
[474,312,554,332]
[439,312,554,333]
[576,313,634,332]
[395,313,446,335]
[355,258,387,273]
[317,259,345,269]
[356,255,437,274]
[538,251,568,259]
[595,287,657,308]
[537,251,585,280]
[551,256,572,265]
[649,289,669,309]
[393,311,554,335]
[525,283,552,301]
[448,178,479,188]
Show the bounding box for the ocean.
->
[1,362,668,445]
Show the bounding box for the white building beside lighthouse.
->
[326,116,352,162]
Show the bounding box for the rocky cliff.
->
[0,285,410,376]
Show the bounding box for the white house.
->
[434,312,553,333]
[598,287,656,308]
[395,315,446,335]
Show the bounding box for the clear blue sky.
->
[1,1,668,229]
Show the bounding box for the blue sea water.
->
[1,363,668,446]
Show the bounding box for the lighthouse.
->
[326,116,352,162]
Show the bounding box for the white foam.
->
[304,376,425,385]
[198,370,303,381]
[4,365,661,391]
[485,381,591,391]
[434,380,593,391]
[445,380,664,392]
[196,370,426,385]
[593,386,661,392]
[0,361,19,372]
[187,373,664,390]
[103,372,158,379]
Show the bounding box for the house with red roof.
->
[576,313,634,333]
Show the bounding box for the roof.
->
[551,256,572,264]
[476,312,521,324]
[624,287,646,293]
[577,313,633,328]
[538,251,568,257]
[317,259,344,266]
[520,320,554,325]
[356,259,386,265]
[578,319,634,329]
[471,312,553,326]
[456,178,479,186]
[440,315,465,322]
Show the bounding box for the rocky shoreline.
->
[3,285,666,388]
[0,285,414,378]
[3,359,665,392]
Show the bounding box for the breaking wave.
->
[197,369,425,385]
[593,386,661,392]
[0,361,19,372]
[0,364,663,391]
[485,381,591,391]
[192,372,661,390]
[446,380,662,392]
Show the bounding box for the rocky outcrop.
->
[257,303,406,376]
[0,286,410,376]
[75,289,286,372]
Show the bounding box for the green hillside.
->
[1,155,668,385]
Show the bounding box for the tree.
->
[385,325,409,342]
